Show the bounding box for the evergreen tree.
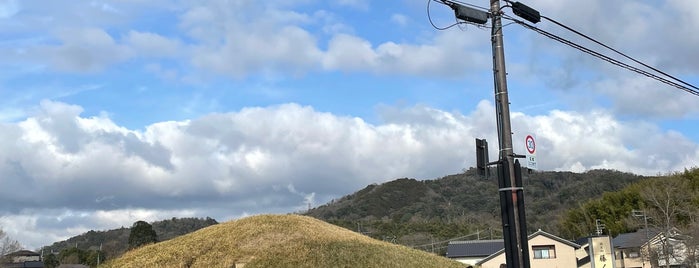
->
[58,247,84,264]
[128,221,158,249]
[43,253,59,268]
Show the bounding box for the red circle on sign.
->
[525,135,536,154]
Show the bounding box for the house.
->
[446,239,504,267]
[611,228,699,268]
[447,229,581,268]
[1,250,43,268]
[612,229,660,268]
[477,229,581,268]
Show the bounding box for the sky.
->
[0,0,698,250]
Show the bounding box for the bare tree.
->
[641,177,695,268]
[0,227,22,260]
[681,222,699,268]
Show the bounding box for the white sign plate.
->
[525,134,537,170]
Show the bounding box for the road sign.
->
[525,134,537,170]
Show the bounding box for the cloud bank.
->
[1,100,696,248]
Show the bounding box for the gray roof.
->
[613,229,660,249]
[446,239,504,258]
[5,250,40,257]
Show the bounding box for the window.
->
[532,245,556,259]
[628,251,640,258]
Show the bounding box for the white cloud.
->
[323,30,489,76]
[0,100,697,249]
[38,27,132,72]
[0,0,698,250]
[593,76,699,118]
[391,14,409,26]
[174,0,490,77]
[125,31,182,58]
[190,25,323,77]
[322,34,376,71]
[509,0,699,117]
[0,208,198,249]
[512,109,698,175]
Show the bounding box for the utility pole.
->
[445,1,534,267]
[490,0,530,267]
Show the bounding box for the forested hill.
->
[305,169,644,245]
[40,217,217,260]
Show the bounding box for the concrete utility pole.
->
[489,0,530,267]
[446,1,533,266]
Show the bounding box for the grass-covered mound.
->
[102,214,464,268]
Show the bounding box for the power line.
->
[503,15,699,97]
[540,15,699,93]
[410,228,499,249]
[428,0,491,30]
[444,0,490,12]
[427,0,461,30]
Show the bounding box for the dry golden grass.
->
[102,214,465,268]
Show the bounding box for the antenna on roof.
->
[595,219,605,236]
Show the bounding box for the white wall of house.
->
[11,255,41,263]
[479,233,578,268]
[615,247,649,268]
[452,257,485,267]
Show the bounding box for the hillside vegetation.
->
[103,214,464,268]
[41,217,217,260]
[559,168,699,239]
[306,168,644,250]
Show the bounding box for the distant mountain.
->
[305,168,645,252]
[40,217,218,260]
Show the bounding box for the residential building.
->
[1,250,43,268]
[612,228,699,268]
[447,229,581,268]
[613,229,658,268]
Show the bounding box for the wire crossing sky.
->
[0,0,697,249]
[435,0,699,96]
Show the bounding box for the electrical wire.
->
[410,230,490,249]
[428,0,492,30]
[541,15,699,92]
[427,0,461,30]
[445,0,490,12]
[503,15,699,97]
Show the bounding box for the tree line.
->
[35,217,217,267]
[558,168,699,267]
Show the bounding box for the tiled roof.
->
[613,229,660,249]
[4,250,39,257]
[446,239,504,258]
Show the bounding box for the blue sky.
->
[0,0,698,249]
